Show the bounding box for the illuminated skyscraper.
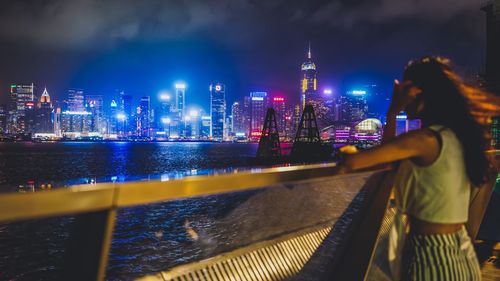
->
[138,96,151,137]
[0,105,6,134]
[395,113,421,136]
[119,91,133,135]
[231,102,246,136]
[61,111,92,135]
[174,83,186,119]
[67,89,85,112]
[339,90,369,125]
[201,115,211,139]
[108,100,119,134]
[300,43,317,109]
[36,87,53,134]
[9,83,35,134]
[271,97,286,138]
[210,83,226,140]
[249,91,268,140]
[85,95,104,133]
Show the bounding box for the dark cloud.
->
[0,0,481,48]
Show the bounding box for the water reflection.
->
[13,166,259,194]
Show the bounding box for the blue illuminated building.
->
[338,89,368,125]
[210,83,226,141]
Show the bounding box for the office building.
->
[137,96,151,137]
[119,92,133,135]
[35,87,53,134]
[0,105,6,134]
[249,91,268,140]
[339,90,368,125]
[271,97,286,138]
[210,83,226,140]
[61,111,92,135]
[300,43,317,109]
[9,83,35,134]
[231,102,246,136]
[67,89,85,112]
[174,83,186,119]
[201,115,211,139]
[85,95,104,133]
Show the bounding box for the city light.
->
[175,83,186,89]
[352,90,366,95]
[323,89,333,95]
[63,111,92,115]
[110,100,117,107]
[273,97,285,102]
[215,85,222,91]
[116,113,126,120]
[251,97,264,101]
[161,117,171,124]
[159,92,171,101]
[189,110,199,117]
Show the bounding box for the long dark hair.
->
[403,56,499,186]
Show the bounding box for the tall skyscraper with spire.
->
[300,43,317,110]
[36,87,53,134]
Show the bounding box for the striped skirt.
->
[404,226,482,281]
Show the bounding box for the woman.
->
[335,56,499,280]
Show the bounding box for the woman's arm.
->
[336,129,440,173]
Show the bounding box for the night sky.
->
[0,0,487,114]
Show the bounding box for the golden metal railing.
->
[0,162,363,281]
[1,151,498,281]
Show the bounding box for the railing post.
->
[322,170,395,281]
[61,196,117,281]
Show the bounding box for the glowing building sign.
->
[352,90,366,95]
[160,93,170,101]
[251,97,264,101]
[215,85,222,91]
[175,83,186,89]
[62,111,92,115]
[273,97,285,102]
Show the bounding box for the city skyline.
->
[0,0,486,110]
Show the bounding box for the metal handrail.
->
[0,162,374,223]
[2,150,497,281]
[0,161,386,281]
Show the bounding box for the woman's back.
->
[395,125,471,224]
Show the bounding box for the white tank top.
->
[394,125,471,223]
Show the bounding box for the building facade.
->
[249,91,268,140]
[35,87,53,134]
[300,44,317,110]
[85,95,104,134]
[9,83,35,134]
[210,83,226,140]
